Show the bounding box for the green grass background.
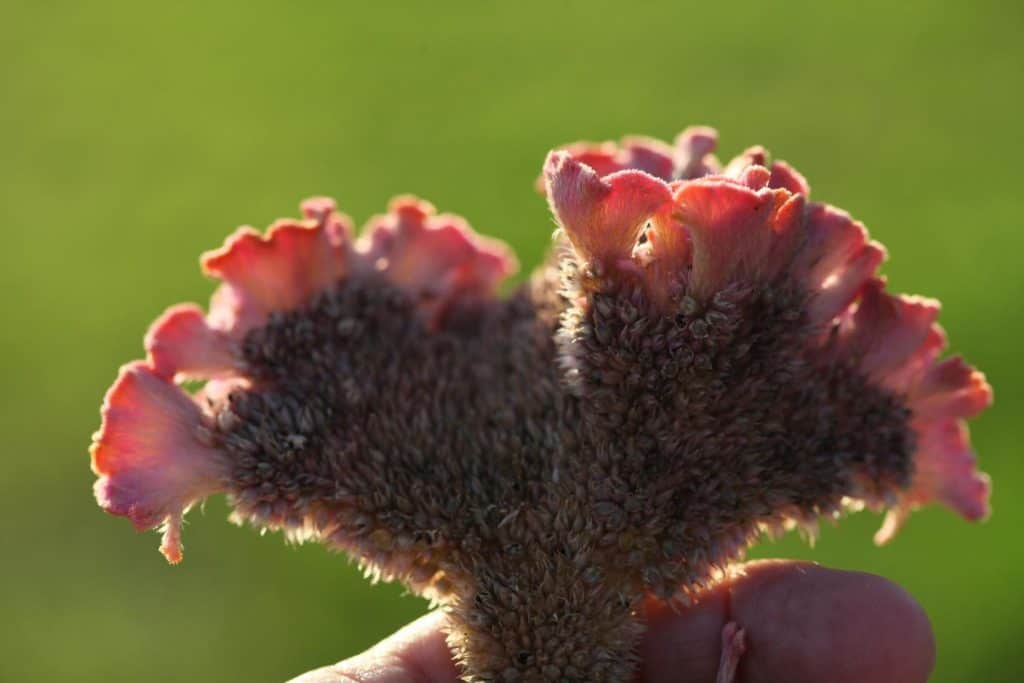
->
[2,0,1020,680]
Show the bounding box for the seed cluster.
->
[213,273,572,598]
[205,255,913,682]
[558,261,913,604]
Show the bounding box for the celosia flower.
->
[91,127,991,683]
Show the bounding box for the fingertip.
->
[376,610,459,682]
[287,610,459,683]
[728,561,935,683]
[640,588,728,682]
[640,561,934,683]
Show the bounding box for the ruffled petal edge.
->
[543,150,673,278]
[146,196,516,383]
[91,362,228,563]
[833,285,993,543]
[356,195,517,327]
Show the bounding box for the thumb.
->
[287,610,458,683]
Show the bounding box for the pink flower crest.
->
[91,127,991,682]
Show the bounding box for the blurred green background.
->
[2,0,1020,680]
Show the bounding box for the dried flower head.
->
[91,127,992,682]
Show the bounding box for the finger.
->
[287,609,459,683]
[640,559,935,683]
[290,560,936,683]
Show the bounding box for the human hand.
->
[288,560,935,683]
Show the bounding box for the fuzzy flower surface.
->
[91,127,992,683]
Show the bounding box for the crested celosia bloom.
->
[91,126,992,683]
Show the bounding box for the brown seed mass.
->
[208,250,911,682]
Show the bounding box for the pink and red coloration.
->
[92,361,229,564]
[90,126,992,682]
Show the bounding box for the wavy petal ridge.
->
[358,195,517,326]
[544,151,673,274]
[91,362,227,562]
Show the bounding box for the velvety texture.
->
[91,127,991,683]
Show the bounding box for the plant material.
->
[91,127,992,682]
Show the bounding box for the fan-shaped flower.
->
[91,127,991,683]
